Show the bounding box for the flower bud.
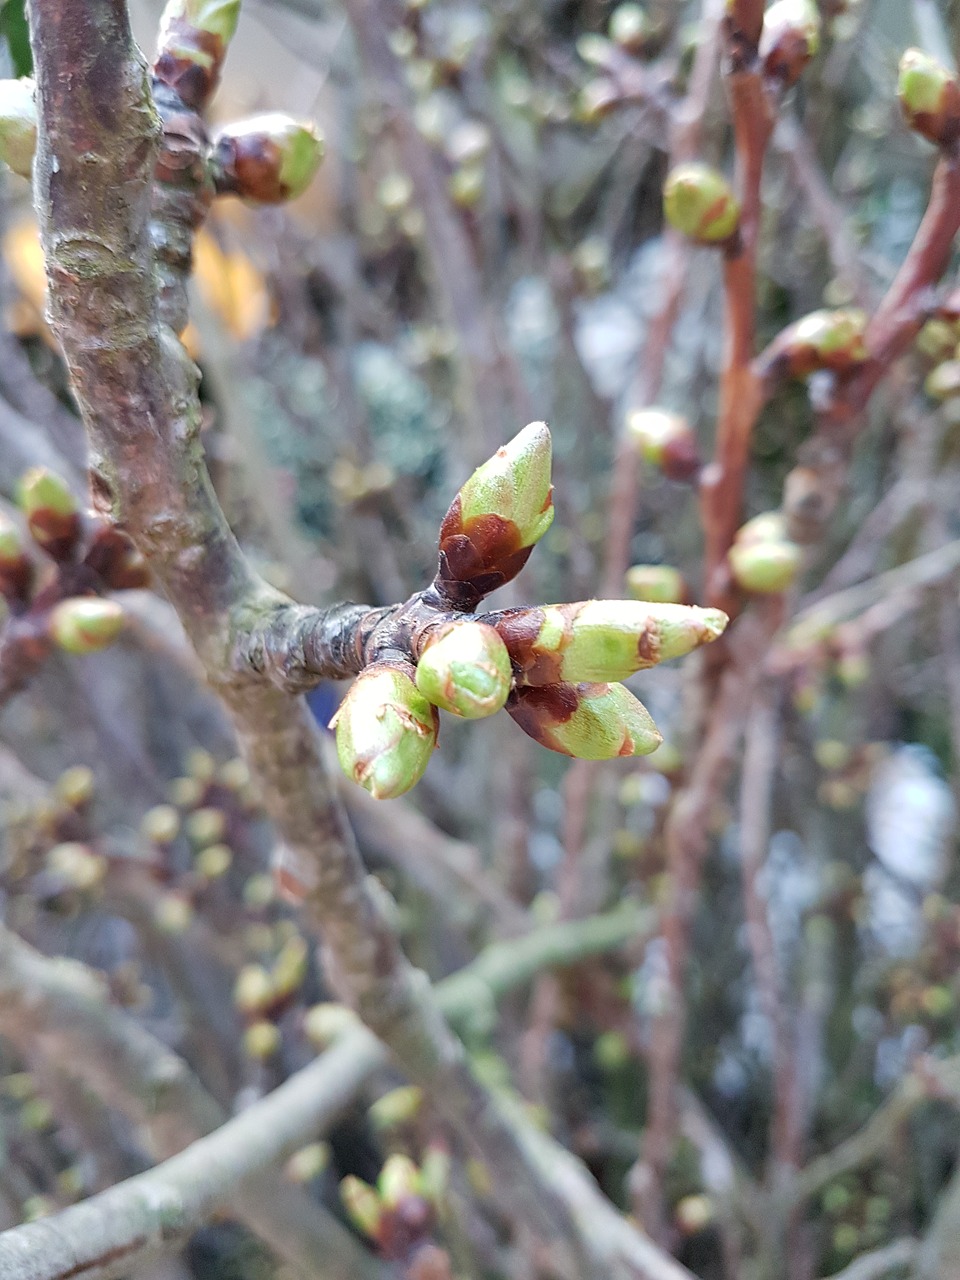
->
[141,804,181,845]
[17,467,80,558]
[625,564,686,604]
[341,1177,383,1239]
[766,309,868,379]
[195,842,232,878]
[625,408,701,480]
[234,964,274,1016]
[609,4,651,53]
[46,842,107,891]
[332,664,438,800]
[0,511,32,600]
[212,115,325,204]
[271,934,309,998]
[285,1142,329,1184]
[495,600,727,687]
[508,681,663,759]
[663,163,740,244]
[435,422,554,607]
[185,805,227,847]
[49,598,124,654]
[924,359,960,401]
[244,1019,281,1060]
[55,766,95,809]
[759,0,820,88]
[303,1002,358,1049]
[416,621,512,719]
[729,540,802,592]
[369,1085,423,1131]
[378,1154,424,1209]
[155,0,241,109]
[0,79,36,179]
[897,48,960,147]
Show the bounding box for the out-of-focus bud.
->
[764,308,868,379]
[154,893,193,933]
[332,664,438,800]
[46,842,107,891]
[415,621,511,719]
[0,511,32,600]
[141,804,181,845]
[675,1193,715,1235]
[0,79,36,179]
[577,78,621,123]
[303,1002,358,1049]
[341,1176,383,1239]
[370,1085,423,1131]
[212,115,324,203]
[448,163,485,208]
[234,964,274,1016]
[759,0,820,88]
[244,1019,281,1060]
[49,598,124,654]
[508,681,663,759]
[285,1142,329,1183]
[185,805,227,847]
[55,766,95,810]
[625,408,701,480]
[625,564,686,604]
[195,842,232,878]
[84,525,152,590]
[271,934,309,998]
[571,236,612,293]
[728,511,803,593]
[916,318,958,362]
[609,3,651,53]
[897,48,960,147]
[924,359,960,401]
[663,163,740,244]
[495,600,727,686]
[17,468,80,558]
[378,1154,423,1209]
[155,0,241,109]
[435,422,554,607]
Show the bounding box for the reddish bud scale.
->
[213,134,287,203]
[507,682,580,746]
[660,434,702,482]
[154,21,228,110]
[762,28,813,86]
[83,524,152,590]
[435,497,535,609]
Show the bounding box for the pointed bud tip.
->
[509,681,663,759]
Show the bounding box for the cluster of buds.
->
[333,425,728,799]
[758,308,869,384]
[625,408,701,481]
[0,469,148,692]
[727,510,803,593]
[897,48,960,149]
[663,162,740,246]
[341,1152,446,1265]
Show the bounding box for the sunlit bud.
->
[625,564,686,604]
[0,79,36,178]
[244,1019,281,1060]
[767,308,868,378]
[924,359,960,401]
[341,1176,383,1239]
[285,1142,330,1183]
[155,0,241,109]
[22,1195,54,1221]
[609,4,650,52]
[916,318,958,361]
[729,538,802,592]
[271,934,309,998]
[185,747,217,782]
[55,766,95,810]
[495,600,727,686]
[369,1085,423,1131]
[625,408,701,480]
[185,806,227,847]
[153,893,193,933]
[436,422,554,606]
[234,964,274,1016]
[897,48,960,147]
[46,842,107,891]
[303,1002,359,1049]
[675,1193,715,1235]
[663,163,740,244]
[195,842,232,879]
[49,598,124,654]
[212,115,325,203]
[416,621,512,718]
[17,467,80,558]
[0,511,31,598]
[759,0,820,88]
[378,1154,423,1209]
[332,665,438,800]
[141,804,181,845]
[446,120,491,167]
[508,681,663,759]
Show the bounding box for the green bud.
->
[156,0,242,110]
[234,964,274,1016]
[759,0,820,87]
[625,564,686,604]
[332,665,438,800]
[625,408,700,479]
[17,467,80,556]
[898,48,960,146]
[916,319,958,362]
[244,1019,281,1060]
[378,1154,423,1208]
[0,511,27,569]
[609,4,650,51]
[163,0,241,40]
[185,805,227,847]
[663,163,740,244]
[416,621,512,719]
[271,934,309,998]
[212,114,325,204]
[925,359,960,401]
[141,804,181,845]
[776,309,868,377]
[369,1085,423,1131]
[729,538,802,593]
[496,600,727,686]
[0,79,36,179]
[285,1142,330,1183]
[195,842,232,879]
[49,598,124,654]
[341,1176,383,1239]
[508,681,663,759]
[303,1002,358,1049]
[435,424,553,605]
